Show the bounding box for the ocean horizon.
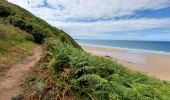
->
[76,39,170,54]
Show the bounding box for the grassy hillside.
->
[0,0,170,100]
[0,0,80,75]
[0,17,37,75]
[0,0,80,48]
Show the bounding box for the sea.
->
[76,39,170,54]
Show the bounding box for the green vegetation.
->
[0,0,80,48]
[23,39,170,100]
[0,0,80,74]
[0,18,36,74]
[0,0,170,99]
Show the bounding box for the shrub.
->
[31,24,48,43]
[10,15,48,43]
[0,6,12,17]
[52,52,70,72]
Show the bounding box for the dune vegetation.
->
[0,0,170,100]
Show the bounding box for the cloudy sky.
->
[8,0,170,41]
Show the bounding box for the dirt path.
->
[0,46,43,100]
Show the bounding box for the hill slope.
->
[0,0,170,100]
[0,0,80,74]
[0,14,37,74]
[0,0,80,47]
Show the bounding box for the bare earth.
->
[81,45,170,81]
[0,46,43,100]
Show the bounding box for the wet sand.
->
[81,45,170,81]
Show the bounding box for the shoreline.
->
[79,43,170,55]
[81,44,170,81]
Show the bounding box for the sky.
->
[7,0,170,41]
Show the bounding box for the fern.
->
[43,39,170,99]
[74,66,96,76]
[78,74,108,83]
[74,61,89,67]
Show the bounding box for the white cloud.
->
[7,0,170,40]
[8,0,170,20]
[51,18,170,33]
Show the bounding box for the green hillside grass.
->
[0,0,80,75]
[0,18,36,75]
[0,0,80,48]
[0,0,170,100]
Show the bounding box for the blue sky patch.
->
[8,0,170,41]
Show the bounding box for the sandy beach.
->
[81,45,170,81]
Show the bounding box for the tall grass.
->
[0,18,36,74]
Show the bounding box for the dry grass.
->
[0,41,37,76]
[0,19,37,75]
